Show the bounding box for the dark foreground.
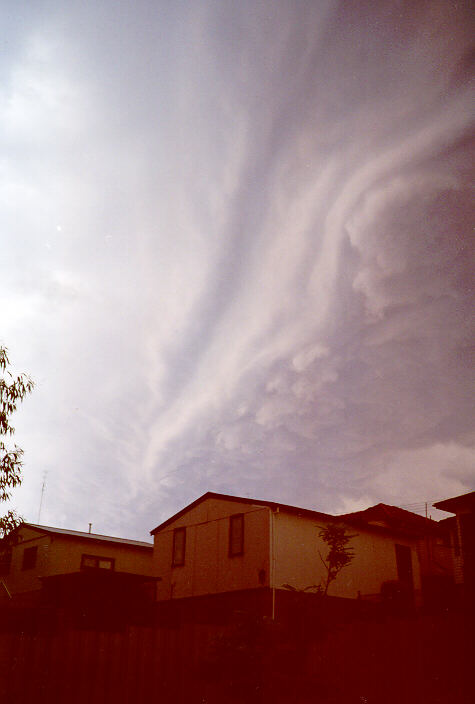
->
[0,592,472,703]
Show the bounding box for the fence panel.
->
[0,609,471,704]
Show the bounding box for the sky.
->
[1,0,474,540]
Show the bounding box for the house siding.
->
[4,534,52,595]
[48,538,153,578]
[273,512,422,601]
[154,498,270,600]
[153,496,424,605]
[2,527,153,598]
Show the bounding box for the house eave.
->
[151,491,369,536]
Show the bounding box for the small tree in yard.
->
[279,524,357,699]
[0,347,34,539]
[318,524,356,596]
[283,523,356,596]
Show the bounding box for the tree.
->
[0,347,34,539]
[318,523,356,596]
[283,523,356,596]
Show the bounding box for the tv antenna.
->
[37,471,47,524]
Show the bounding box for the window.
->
[229,513,244,556]
[22,546,38,570]
[172,527,186,566]
[80,554,115,570]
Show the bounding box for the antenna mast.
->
[37,471,47,524]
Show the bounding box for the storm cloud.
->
[2,0,473,537]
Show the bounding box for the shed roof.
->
[433,490,475,514]
[22,523,153,549]
[40,570,160,586]
[340,503,442,537]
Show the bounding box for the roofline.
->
[151,491,359,535]
[21,523,153,550]
[340,503,442,537]
[339,514,437,538]
[433,490,475,513]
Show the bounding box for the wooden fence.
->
[0,601,471,703]
[0,619,231,704]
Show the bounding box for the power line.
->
[398,499,445,509]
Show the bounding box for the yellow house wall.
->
[47,538,153,578]
[273,512,422,601]
[155,497,270,531]
[3,528,153,596]
[4,533,52,595]
[154,498,270,599]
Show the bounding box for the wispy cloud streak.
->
[1,0,473,535]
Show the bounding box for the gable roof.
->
[150,491,337,535]
[21,523,153,550]
[339,503,441,537]
[150,491,430,537]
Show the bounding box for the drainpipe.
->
[270,507,278,620]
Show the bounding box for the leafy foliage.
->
[0,347,34,538]
[283,522,356,596]
[318,523,356,596]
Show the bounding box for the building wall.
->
[416,535,453,578]
[455,511,475,589]
[272,512,422,601]
[47,538,153,579]
[2,527,153,597]
[154,498,270,600]
[3,531,52,595]
[451,518,465,585]
[154,497,269,531]
[153,499,423,603]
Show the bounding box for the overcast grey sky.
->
[2,0,473,539]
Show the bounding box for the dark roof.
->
[150,491,337,535]
[150,491,426,538]
[339,503,441,537]
[433,491,475,514]
[22,523,153,549]
[40,570,160,585]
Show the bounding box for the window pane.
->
[229,514,244,556]
[172,528,186,566]
[81,554,115,570]
[22,546,38,570]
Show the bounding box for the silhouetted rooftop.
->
[22,523,153,549]
[340,503,442,537]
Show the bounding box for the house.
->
[150,492,424,615]
[433,490,475,602]
[340,503,454,608]
[0,523,154,605]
